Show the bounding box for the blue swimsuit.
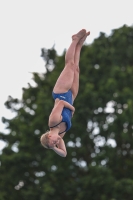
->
[49,90,73,134]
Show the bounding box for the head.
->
[40,131,50,149]
[40,130,61,149]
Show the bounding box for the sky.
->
[0,0,133,150]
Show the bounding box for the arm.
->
[49,100,75,126]
[52,100,75,114]
[52,138,67,157]
[62,100,75,112]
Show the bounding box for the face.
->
[48,134,61,148]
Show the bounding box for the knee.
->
[65,60,75,66]
[65,61,75,71]
[74,65,80,73]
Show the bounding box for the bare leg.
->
[71,31,90,100]
[53,29,86,93]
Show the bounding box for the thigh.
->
[53,63,75,93]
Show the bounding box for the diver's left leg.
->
[53,29,86,93]
[71,31,90,101]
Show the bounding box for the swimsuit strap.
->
[49,121,62,128]
[49,121,67,134]
[59,129,67,134]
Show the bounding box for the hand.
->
[72,108,75,117]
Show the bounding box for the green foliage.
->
[0,24,133,200]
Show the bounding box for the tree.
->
[0,25,133,200]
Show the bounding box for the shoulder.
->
[59,132,66,138]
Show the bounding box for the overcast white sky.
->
[0,0,133,149]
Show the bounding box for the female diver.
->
[40,29,90,157]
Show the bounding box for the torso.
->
[49,98,67,136]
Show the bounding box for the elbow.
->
[60,150,67,157]
[63,151,67,157]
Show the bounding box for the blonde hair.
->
[40,131,50,149]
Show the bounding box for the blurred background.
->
[0,0,133,199]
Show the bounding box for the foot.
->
[78,31,90,46]
[72,29,86,41]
